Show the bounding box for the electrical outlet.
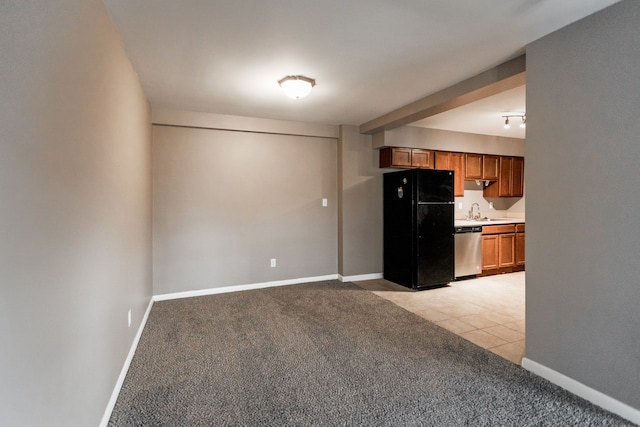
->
[270,258,276,268]
[127,309,132,328]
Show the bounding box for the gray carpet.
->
[109,280,632,426]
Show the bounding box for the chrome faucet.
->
[469,203,481,220]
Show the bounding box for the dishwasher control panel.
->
[454,226,482,233]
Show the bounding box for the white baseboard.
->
[99,298,154,427]
[338,273,384,282]
[522,357,640,425]
[153,274,339,302]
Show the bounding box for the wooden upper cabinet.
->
[435,151,464,197]
[411,149,432,169]
[379,147,433,169]
[498,157,512,196]
[434,151,450,170]
[380,147,522,198]
[465,154,483,179]
[511,157,524,197]
[451,152,465,197]
[484,156,524,197]
[465,154,500,181]
[482,155,499,181]
[379,147,411,168]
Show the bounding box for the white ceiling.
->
[412,85,527,139]
[102,0,621,137]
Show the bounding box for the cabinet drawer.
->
[482,224,515,235]
[515,224,525,233]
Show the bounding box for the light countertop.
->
[455,217,525,227]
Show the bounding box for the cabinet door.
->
[380,147,434,169]
[482,155,499,180]
[465,153,483,179]
[499,233,515,267]
[511,157,524,197]
[515,232,525,266]
[434,151,450,170]
[379,147,412,168]
[436,151,464,197]
[451,152,465,197]
[391,147,412,167]
[498,157,513,197]
[482,235,499,270]
[411,149,432,169]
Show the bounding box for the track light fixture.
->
[502,114,526,130]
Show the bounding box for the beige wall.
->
[152,123,338,295]
[526,0,640,412]
[0,1,152,426]
[338,126,384,278]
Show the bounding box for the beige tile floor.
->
[354,271,525,365]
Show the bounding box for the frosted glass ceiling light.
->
[278,75,316,99]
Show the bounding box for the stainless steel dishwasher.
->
[454,225,482,278]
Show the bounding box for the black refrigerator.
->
[383,169,455,289]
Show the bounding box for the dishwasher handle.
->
[454,226,482,233]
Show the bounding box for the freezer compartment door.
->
[416,203,454,287]
[416,169,454,203]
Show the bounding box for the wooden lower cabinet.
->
[481,223,523,276]
[481,234,499,271]
[515,224,525,267]
[499,233,515,267]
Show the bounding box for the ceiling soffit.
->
[360,55,526,135]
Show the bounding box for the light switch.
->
[322,198,328,207]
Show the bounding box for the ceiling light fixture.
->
[278,75,316,99]
[502,114,526,130]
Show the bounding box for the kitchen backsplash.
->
[454,181,525,219]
